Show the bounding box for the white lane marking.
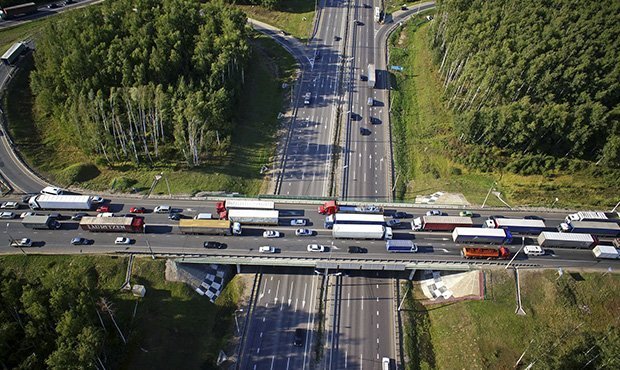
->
[288,281,294,306]
[274,280,281,305]
[270,356,275,370]
[361,295,364,310]
[302,282,307,308]
[286,357,291,370]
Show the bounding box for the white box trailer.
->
[367,63,376,88]
[592,245,619,259]
[220,199,275,210]
[536,232,596,249]
[227,209,279,225]
[332,224,392,240]
[28,194,93,210]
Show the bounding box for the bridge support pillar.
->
[236,264,242,274]
[408,269,416,280]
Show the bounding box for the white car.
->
[114,237,132,245]
[524,245,545,256]
[426,210,442,216]
[0,211,16,219]
[20,211,36,219]
[262,230,280,238]
[10,238,32,247]
[307,244,325,252]
[91,196,104,203]
[41,186,64,195]
[0,201,19,209]
[154,205,171,213]
[290,219,307,226]
[259,246,276,253]
[296,228,313,236]
[97,212,115,217]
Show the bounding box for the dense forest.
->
[431,0,620,169]
[31,0,250,166]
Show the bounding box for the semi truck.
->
[318,200,383,215]
[558,221,620,237]
[386,239,417,252]
[374,7,381,23]
[565,211,620,224]
[215,199,274,213]
[225,209,279,226]
[324,213,385,229]
[592,245,619,259]
[178,219,241,236]
[79,216,145,233]
[485,218,546,234]
[367,64,376,88]
[461,246,510,259]
[22,215,60,230]
[1,42,26,65]
[536,232,597,249]
[332,224,393,240]
[0,2,38,20]
[452,227,512,244]
[28,194,94,211]
[412,216,473,231]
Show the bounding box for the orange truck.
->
[461,246,510,259]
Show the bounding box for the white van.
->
[367,97,373,106]
[194,213,213,220]
[154,205,171,214]
[382,357,391,370]
[524,245,545,256]
[41,186,64,195]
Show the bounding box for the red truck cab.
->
[319,200,338,215]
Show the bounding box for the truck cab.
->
[232,222,242,236]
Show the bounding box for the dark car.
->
[401,5,408,10]
[48,3,60,9]
[360,127,371,135]
[370,117,381,125]
[393,212,410,219]
[348,246,367,253]
[71,212,88,220]
[48,212,63,220]
[71,237,91,245]
[204,241,226,249]
[293,328,304,347]
[360,74,367,81]
[169,213,182,220]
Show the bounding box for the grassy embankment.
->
[403,270,620,369]
[1,17,297,196]
[389,16,620,208]
[238,0,315,42]
[0,255,243,368]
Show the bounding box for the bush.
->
[57,162,100,184]
[110,177,137,191]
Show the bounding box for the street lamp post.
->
[611,200,620,213]
[482,182,497,208]
[505,237,525,270]
[397,285,411,311]
[234,309,243,335]
[551,197,559,208]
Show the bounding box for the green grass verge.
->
[404,270,620,369]
[389,15,620,208]
[0,18,50,54]
[238,0,315,42]
[0,255,242,368]
[4,29,297,196]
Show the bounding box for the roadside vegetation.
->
[0,255,242,368]
[403,270,620,369]
[238,0,315,42]
[389,12,620,208]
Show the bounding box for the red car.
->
[96,205,110,213]
[129,206,146,213]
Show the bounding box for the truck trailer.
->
[592,245,619,259]
[386,239,417,252]
[79,216,144,233]
[461,246,510,259]
[178,219,241,236]
[29,194,94,211]
[332,224,393,240]
[1,42,26,65]
[452,227,512,244]
[412,216,473,231]
[558,221,620,237]
[536,232,597,249]
[565,211,620,224]
[367,64,376,88]
[318,200,383,215]
[22,215,60,230]
[485,218,546,234]
[0,2,38,20]
[225,209,279,226]
[324,213,385,229]
[215,199,275,214]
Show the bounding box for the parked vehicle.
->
[22,215,60,229]
[452,227,512,244]
[215,199,274,215]
[178,219,241,236]
[332,224,393,240]
[79,216,144,233]
[461,246,510,259]
[592,245,619,259]
[10,238,32,247]
[263,230,280,238]
[204,241,226,249]
[386,240,417,253]
[412,216,473,231]
[28,194,94,210]
[318,200,383,215]
[536,232,597,249]
[485,218,546,234]
[324,213,385,229]
[225,209,279,225]
[558,221,620,237]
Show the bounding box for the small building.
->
[1,42,27,65]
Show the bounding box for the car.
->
[348,246,367,253]
[360,74,367,81]
[303,92,311,105]
[71,237,91,245]
[47,3,60,8]
[41,186,64,195]
[370,117,381,125]
[97,212,115,218]
[393,212,410,219]
[168,213,182,220]
[280,30,288,36]
[204,241,226,249]
[96,205,110,213]
[296,228,313,236]
[47,212,62,220]
[524,245,545,256]
[307,244,325,252]
[65,0,76,4]
[334,35,340,41]
[0,211,16,219]
[71,212,88,220]
[20,211,36,218]
[360,127,371,135]
[290,219,307,226]
[401,5,408,10]
[90,196,104,203]
[1,201,19,209]
[114,237,132,245]
[426,210,442,216]
[10,238,32,248]
[459,210,474,217]
[262,230,280,238]
[386,219,401,227]
[293,328,305,347]
[129,206,146,213]
[259,246,276,253]
[154,205,171,213]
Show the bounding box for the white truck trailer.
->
[592,245,619,259]
[332,224,393,240]
[536,232,596,249]
[28,194,94,210]
[226,209,279,226]
[367,63,376,88]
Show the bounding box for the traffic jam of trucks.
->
[5,190,620,261]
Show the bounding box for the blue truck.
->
[558,221,620,237]
[485,218,546,234]
[452,227,513,244]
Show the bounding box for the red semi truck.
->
[412,216,473,231]
[0,2,38,19]
[318,200,383,215]
[79,216,145,233]
[461,246,510,259]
